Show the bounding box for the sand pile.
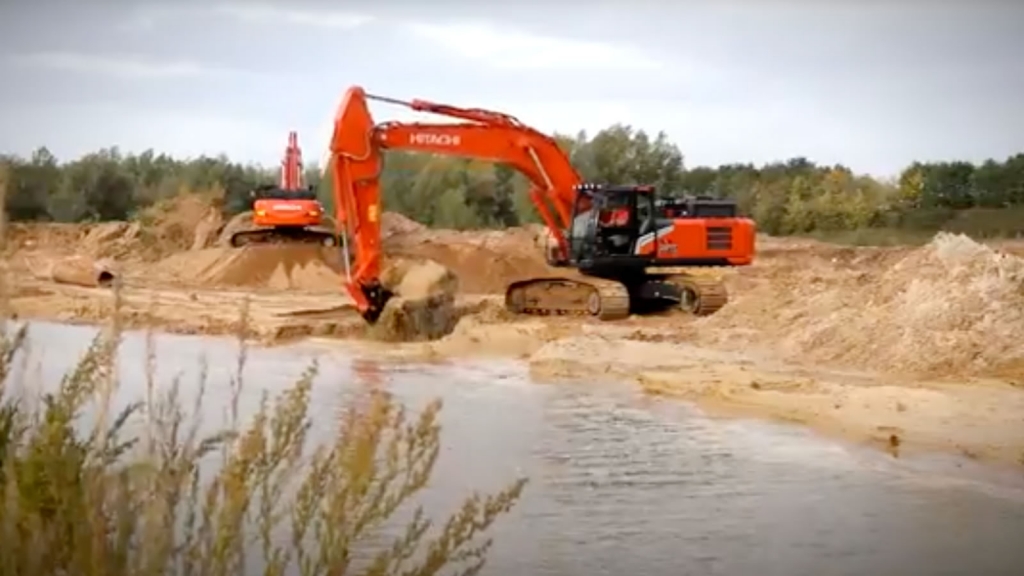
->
[21,192,225,263]
[136,191,225,256]
[381,212,427,238]
[80,221,144,260]
[4,223,86,254]
[370,258,461,342]
[5,193,224,280]
[154,245,344,291]
[711,232,1024,376]
[388,242,548,294]
[216,211,254,246]
[384,224,551,294]
[411,225,548,254]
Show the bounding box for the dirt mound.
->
[391,242,549,294]
[5,192,224,264]
[382,212,427,238]
[79,222,142,260]
[384,225,551,294]
[4,223,86,254]
[216,211,254,246]
[708,232,1024,376]
[135,191,224,256]
[155,245,344,291]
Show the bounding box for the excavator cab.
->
[249,183,319,202]
[568,183,657,265]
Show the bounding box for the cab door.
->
[568,190,598,262]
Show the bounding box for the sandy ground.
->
[3,195,1024,468]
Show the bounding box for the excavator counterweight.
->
[326,86,757,323]
[229,131,339,248]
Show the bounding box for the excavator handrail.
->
[365,92,528,129]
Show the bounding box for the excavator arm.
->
[280,130,304,190]
[327,86,585,322]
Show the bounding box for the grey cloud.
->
[118,2,376,34]
[1,1,1022,176]
[8,52,236,79]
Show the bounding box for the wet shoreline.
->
[11,305,1024,473]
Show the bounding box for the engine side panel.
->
[634,218,755,266]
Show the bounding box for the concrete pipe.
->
[51,258,118,288]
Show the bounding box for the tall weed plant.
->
[0,171,527,576]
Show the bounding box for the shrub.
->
[0,259,527,574]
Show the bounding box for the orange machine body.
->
[251,197,324,228]
[229,131,337,248]
[630,219,754,264]
[256,130,325,228]
[325,86,756,321]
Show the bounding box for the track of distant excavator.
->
[229,226,338,248]
[503,270,729,321]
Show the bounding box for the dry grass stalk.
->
[0,196,527,575]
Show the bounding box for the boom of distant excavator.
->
[229,131,338,248]
[325,86,757,323]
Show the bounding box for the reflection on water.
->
[10,321,1024,576]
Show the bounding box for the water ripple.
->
[13,321,1024,576]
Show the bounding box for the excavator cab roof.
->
[573,184,656,211]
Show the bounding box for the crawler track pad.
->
[229,227,338,248]
[665,273,728,316]
[504,275,630,321]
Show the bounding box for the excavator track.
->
[503,270,730,321]
[504,274,631,321]
[662,272,729,316]
[230,227,338,248]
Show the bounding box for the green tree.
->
[4,148,59,221]
[569,124,683,191]
[4,130,1024,240]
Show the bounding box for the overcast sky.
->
[1,1,1021,177]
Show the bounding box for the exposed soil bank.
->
[529,337,1024,465]
[5,197,1024,467]
[315,315,1024,468]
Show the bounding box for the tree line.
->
[3,125,1023,238]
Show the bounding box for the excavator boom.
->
[280,131,304,190]
[327,86,756,323]
[328,86,580,318]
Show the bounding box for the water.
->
[10,321,1024,576]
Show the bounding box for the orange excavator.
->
[229,131,338,247]
[326,86,756,323]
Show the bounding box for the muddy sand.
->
[4,198,1024,467]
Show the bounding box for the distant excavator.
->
[325,86,757,323]
[229,131,338,248]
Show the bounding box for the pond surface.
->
[11,321,1024,576]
